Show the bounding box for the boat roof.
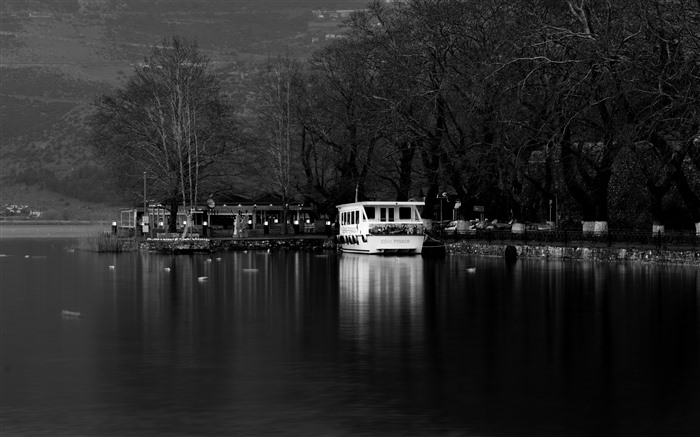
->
[337,201,424,210]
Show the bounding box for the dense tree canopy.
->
[291,0,700,229]
[92,2,700,231]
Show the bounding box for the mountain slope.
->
[0,0,366,205]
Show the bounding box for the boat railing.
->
[368,222,424,236]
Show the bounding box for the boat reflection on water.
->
[338,253,425,348]
[3,235,699,436]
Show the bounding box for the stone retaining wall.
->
[132,237,698,265]
[141,237,332,253]
[446,242,700,265]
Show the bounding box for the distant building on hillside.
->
[312,9,366,20]
[2,204,42,218]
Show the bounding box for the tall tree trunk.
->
[560,135,595,221]
[671,160,700,223]
[395,140,416,201]
[167,196,179,233]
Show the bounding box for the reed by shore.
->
[72,232,127,252]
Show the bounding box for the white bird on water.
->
[198,276,208,282]
[109,265,115,270]
[164,267,171,272]
[466,267,476,273]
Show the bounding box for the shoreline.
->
[2,222,698,265]
[0,222,111,239]
[0,220,110,225]
[137,236,700,266]
[445,241,700,266]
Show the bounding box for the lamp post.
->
[206,198,215,238]
[253,205,257,230]
[438,192,447,223]
[142,171,147,237]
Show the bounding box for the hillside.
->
[0,182,122,221]
[0,0,367,214]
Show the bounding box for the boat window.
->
[399,207,412,220]
[379,208,396,222]
[355,211,360,224]
[364,206,375,220]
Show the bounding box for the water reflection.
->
[2,237,699,436]
[338,254,424,345]
[78,250,347,435]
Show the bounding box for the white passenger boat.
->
[336,201,425,254]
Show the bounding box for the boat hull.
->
[338,234,424,255]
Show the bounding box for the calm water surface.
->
[1,226,699,436]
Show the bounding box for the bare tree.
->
[631,0,700,227]
[354,0,515,221]
[253,54,304,233]
[295,0,699,229]
[302,38,384,205]
[91,36,238,234]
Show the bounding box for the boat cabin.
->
[338,201,424,237]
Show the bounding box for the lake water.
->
[1,226,699,436]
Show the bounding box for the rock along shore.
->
[446,242,700,266]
